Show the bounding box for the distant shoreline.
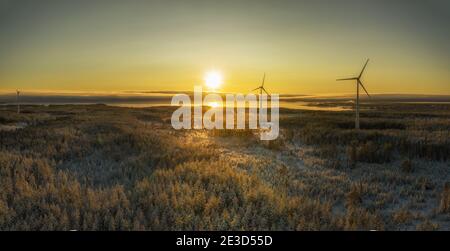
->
[0,93,449,105]
[2,98,450,113]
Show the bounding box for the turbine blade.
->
[262,87,270,95]
[358,80,370,97]
[252,87,260,91]
[336,77,358,81]
[358,59,369,78]
[261,73,266,87]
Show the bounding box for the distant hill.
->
[0,92,448,105]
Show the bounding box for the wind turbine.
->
[252,73,270,109]
[16,89,20,114]
[337,59,371,130]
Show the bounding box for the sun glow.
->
[204,71,223,90]
[207,101,221,108]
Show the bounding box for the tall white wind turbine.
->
[252,73,270,109]
[337,59,371,129]
[16,89,20,114]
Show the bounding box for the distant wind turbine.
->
[337,59,371,130]
[252,73,270,109]
[16,89,20,114]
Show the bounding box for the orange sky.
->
[0,0,449,95]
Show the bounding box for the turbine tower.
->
[16,89,20,114]
[337,59,371,130]
[252,73,270,109]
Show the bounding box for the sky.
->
[0,0,449,95]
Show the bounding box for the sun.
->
[207,101,221,108]
[204,70,223,90]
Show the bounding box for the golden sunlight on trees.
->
[0,103,449,230]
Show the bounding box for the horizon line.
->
[1,89,450,97]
